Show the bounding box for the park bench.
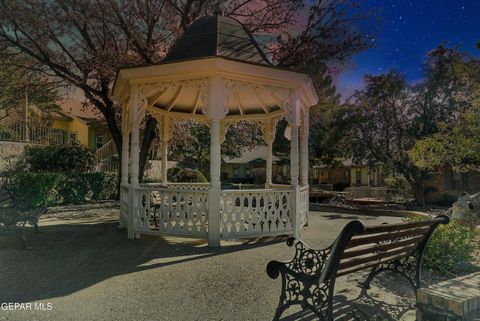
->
[266,215,450,321]
[0,188,46,249]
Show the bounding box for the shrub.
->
[167,167,207,183]
[9,172,117,207]
[404,216,477,275]
[333,182,349,191]
[24,143,96,172]
[433,192,458,207]
[384,174,412,199]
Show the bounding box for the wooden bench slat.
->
[336,251,412,277]
[364,220,435,234]
[347,226,430,249]
[341,234,425,259]
[338,243,418,271]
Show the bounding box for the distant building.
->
[424,167,480,203]
[52,100,108,150]
[0,99,109,150]
[221,146,287,182]
[311,159,384,189]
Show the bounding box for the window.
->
[96,135,104,149]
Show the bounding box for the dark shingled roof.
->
[163,15,272,66]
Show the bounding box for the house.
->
[424,167,480,203]
[51,100,108,150]
[0,99,108,150]
[311,159,384,189]
[221,146,287,183]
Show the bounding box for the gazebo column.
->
[263,119,274,188]
[119,102,130,227]
[161,115,170,186]
[206,77,227,247]
[300,109,309,186]
[288,91,301,237]
[128,85,141,239]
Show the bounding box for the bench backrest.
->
[0,188,14,208]
[320,215,450,282]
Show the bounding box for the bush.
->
[384,174,412,199]
[404,216,477,275]
[167,167,207,183]
[24,143,96,172]
[333,182,349,191]
[9,172,117,207]
[433,192,458,207]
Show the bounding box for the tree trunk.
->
[414,178,426,206]
[139,116,158,182]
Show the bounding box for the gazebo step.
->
[417,272,480,321]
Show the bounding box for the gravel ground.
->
[0,204,441,321]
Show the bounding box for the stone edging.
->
[309,203,431,219]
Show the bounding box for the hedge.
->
[24,143,96,173]
[9,172,117,207]
[167,167,208,183]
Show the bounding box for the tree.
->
[168,120,263,175]
[0,55,59,121]
[410,55,480,172]
[0,0,372,185]
[348,46,477,204]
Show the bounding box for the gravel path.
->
[1,204,424,321]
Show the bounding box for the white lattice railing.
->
[299,185,309,227]
[168,182,210,191]
[219,188,294,239]
[134,186,208,237]
[120,184,129,226]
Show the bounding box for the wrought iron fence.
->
[0,122,77,146]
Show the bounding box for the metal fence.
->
[0,123,77,146]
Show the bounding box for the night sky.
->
[336,0,480,98]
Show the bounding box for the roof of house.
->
[162,15,272,66]
[58,100,101,126]
[224,146,280,164]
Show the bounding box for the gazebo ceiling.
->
[113,16,319,119]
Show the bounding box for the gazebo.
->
[112,15,319,247]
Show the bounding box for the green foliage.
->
[383,175,413,199]
[405,216,478,275]
[24,143,96,173]
[346,46,479,204]
[0,54,59,118]
[167,167,207,183]
[169,121,263,165]
[9,172,117,207]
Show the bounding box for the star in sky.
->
[336,0,480,99]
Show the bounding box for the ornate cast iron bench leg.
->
[360,250,422,291]
[267,238,334,321]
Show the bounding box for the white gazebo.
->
[113,15,319,247]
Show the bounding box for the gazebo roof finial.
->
[213,2,224,16]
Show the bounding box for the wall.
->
[52,118,91,148]
[350,167,369,186]
[0,141,35,174]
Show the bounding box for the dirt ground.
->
[0,203,451,321]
